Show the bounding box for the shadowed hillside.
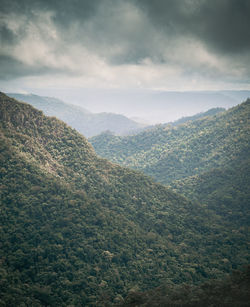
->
[121,266,250,307]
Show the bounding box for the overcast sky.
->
[1,0,250,93]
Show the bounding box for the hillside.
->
[171,158,250,226]
[132,107,226,134]
[8,93,143,137]
[170,107,225,126]
[1,93,249,306]
[90,101,249,183]
[121,266,250,306]
[90,101,250,225]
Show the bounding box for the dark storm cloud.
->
[0,55,66,80]
[0,0,101,19]
[1,0,250,55]
[0,25,17,45]
[0,0,156,79]
[133,0,250,54]
[0,0,102,44]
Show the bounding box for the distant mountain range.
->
[51,88,250,124]
[1,92,249,305]
[7,93,144,137]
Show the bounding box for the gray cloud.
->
[133,0,250,54]
[0,0,249,89]
[0,55,67,80]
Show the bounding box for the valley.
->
[0,93,249,306]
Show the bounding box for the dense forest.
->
[121,265,250,306]
[0,93,249,306]
[90,100,250,225]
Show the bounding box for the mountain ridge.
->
[90,99,249,183]
[47,89,250,124]
[7,93,144,137]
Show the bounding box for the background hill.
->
[1,93,249,306]
[132,107,226,133]
[7,93,144,137]
[170,107,225,126]
[90,100,250,227]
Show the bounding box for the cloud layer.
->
[1,0,250,90]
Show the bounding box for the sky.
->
[0,0,250,122]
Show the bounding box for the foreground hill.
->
[0,93,248,306]
[8,93,143,137]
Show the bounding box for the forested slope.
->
[121,266,250,307]
[171,158,250,226]
[90,100,250,226]
[90,101,249,185]
[170,107,225,126]
[0,93,249,306]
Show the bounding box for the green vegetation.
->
[171,159,250,226]
[170,107,225,126]
[0,93,249,306]
[90,100,250,225]
[121,265,250,306]
[90,101,249,184]
[8,93,144,137]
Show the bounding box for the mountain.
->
[90,100,249,182]
[133,107,226,133]
[170,107,225,126]
[44,88,250,124]
[1,93,248,306]
[7,93,144,137]
[90,101,250,227]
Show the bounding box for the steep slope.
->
[0,93,249,306]
[8,93,143,137]
[121,266,250,307]
[171,158,250,226]
[90,100,250,230]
